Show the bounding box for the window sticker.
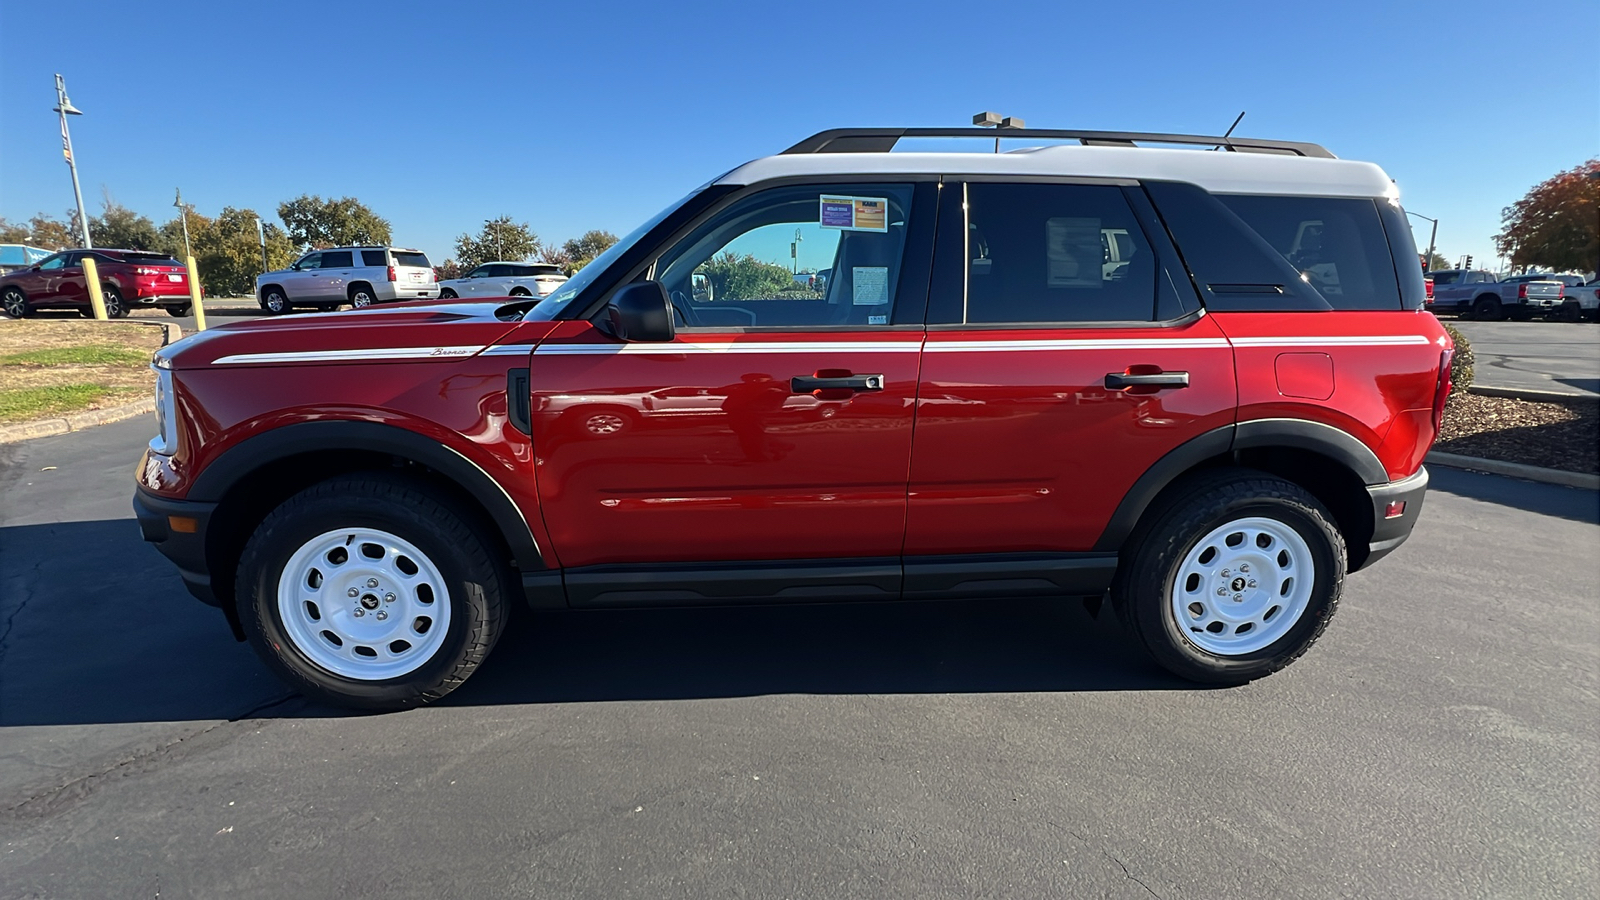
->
[820,196,891,233]
[852,266,889,305]
[868,314,887,325]
[1046,217,1102,288]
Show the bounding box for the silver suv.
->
[256,247,435,314]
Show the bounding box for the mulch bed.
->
[1436,393,1599,475]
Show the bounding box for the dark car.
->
[1,248,193,319]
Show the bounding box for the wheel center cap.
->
[359,593,381,610]
[1231,577,1247,592]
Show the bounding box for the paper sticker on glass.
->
[820,196,891,233]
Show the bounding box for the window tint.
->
[654,184,914,328]
[392,251,430,268]
[962,183,1157,323]
[488,264,515,277]
[39,255,66,270]
[361,250,387,266]
[1218,196,1402,310]
[1430,271,1461,285]
[517,264,563,276]
[321,251,354,268]
[121,252,183,266]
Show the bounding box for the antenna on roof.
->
[1215,111,1246,151]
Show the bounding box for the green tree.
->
[434,259,465,281]
[158,209,213,260]
[10,213,77,250]
[1496,159,1600,273]
[561,230,618,273]
[697,252,796,301]
[454,216,539,271]
[277,195,392,250]
[89,199,161,250]
[193,208,297,297]
[1423,251,1449,272]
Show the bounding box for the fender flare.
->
[1092,418,1386,552]
[189,420,543,571]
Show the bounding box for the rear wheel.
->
[101,287,128,319]
[1471,295,1503,321]
[235,475,509,711]
[509,288,531,297]
[166,302,192,317]
[2,287,28,319]
[1113,470,1345,685]
[349,284,376,309]
[440,288,458,299]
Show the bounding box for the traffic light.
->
[1465,255,1474,269]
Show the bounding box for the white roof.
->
[717,145,1398,200]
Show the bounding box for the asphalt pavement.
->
[1,416,1596,898]
[1448,320,1599,397]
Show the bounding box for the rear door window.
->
[321,251,354,268]
[1217,196,1402,310]
[1431,271,1461,285]
[361,250,387,266]
[392,251,430,268]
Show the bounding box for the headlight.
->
[150,364,177,455]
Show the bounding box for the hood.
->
[158,301,549,370]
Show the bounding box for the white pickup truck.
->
[1539,273,1600,321]
[1426,269,1565,320]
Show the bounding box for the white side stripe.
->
[480,344,535,356]
[534,342,923,356]
[1230,335,1432,347]
[212,345,486,365]
[925,339,1230,352]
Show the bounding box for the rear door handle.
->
[791,373,885,393]
[1105,371,1189,390]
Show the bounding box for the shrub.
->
[1444,323,1474,398]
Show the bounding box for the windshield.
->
[525,189,702,321]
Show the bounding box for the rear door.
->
[316,250,355,301]
[527,181,936,600]
[906,180,1237,566]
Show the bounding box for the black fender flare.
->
[1093,418,1386,552]
[190,420,543,572]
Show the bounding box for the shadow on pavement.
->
[1428,465,1599,525]
[0,519,1181,729]
[1554,377,1599,395]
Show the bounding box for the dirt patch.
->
[0,320,165,424]
[1437,393,1599,474]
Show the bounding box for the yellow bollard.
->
[185,256,207,331]
[82,255,109,320]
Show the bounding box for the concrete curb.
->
[1426,450,1600,490]
[1467,384,1597,404]
[0,398,155,444]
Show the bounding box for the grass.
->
[0,319,166,425]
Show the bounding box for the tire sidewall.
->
[239,488,496,709]
[264,289,288,314]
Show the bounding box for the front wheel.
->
[235,475,510,710]
[2,287,29,318]
[1471,295,1503,321]
[262,287,290,315]
[1113,470,1345,685]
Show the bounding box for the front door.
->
[906,180,1237,558]
[283,252,322,301]
[528,182,936,592]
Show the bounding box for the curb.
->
[1426,450,1600,490]
[0,398,155,444]
[1467,385,1597,404]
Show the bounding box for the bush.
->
[1444,323,1474,398]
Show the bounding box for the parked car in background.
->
[256,247,435,315]
[1427,269,1563,320]
[0,248,193,318]
[1551,276,1600,321]
[0,243,54,275]
[438,262,567,299]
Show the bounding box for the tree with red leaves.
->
[1496,159,1600,275]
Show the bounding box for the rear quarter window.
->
[392,251,430,268]
[361,250,387,266]
[1217,195,1403,310]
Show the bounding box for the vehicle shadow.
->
[1428,465,1599,524]
[0,519,1182,729]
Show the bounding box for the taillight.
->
[1518,283,1528,299]
[387,265,397,282]
[1432,348,1454,432]
[1424,279,1434,300]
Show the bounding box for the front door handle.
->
[791,373,885,394]
[1105,371,1189,390]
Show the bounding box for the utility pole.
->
[53,75,91,248]
[174,189,192,259]
[1406,210,1438,272]
[792,228,803,274]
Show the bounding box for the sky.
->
[1,0,1596,272]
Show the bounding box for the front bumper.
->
[1357,466,1429,571]
[133,486,219,606]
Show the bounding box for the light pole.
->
[255,215,269,275]
[53,74,91,248]
[173,189,192,259]
[973,111,1025,153]
[791,227,803,274]
[1405,210,1438,272]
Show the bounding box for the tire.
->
[235,474,510,711]
[509,288,531,297]
[101,286,128,319]
[349,284,376,309]
[1112,469,1345,685]
[262,287,291,315]
[3,287,30,318]
[1471,295,1503,321]
[440,288,458,299]
[166,303,192,317]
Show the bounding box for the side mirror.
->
[603,281,675,343]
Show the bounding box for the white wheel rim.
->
[276,527,452,680]
[1169,516,1315,656]
[353,292,371,307]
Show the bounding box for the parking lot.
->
[1,414,1594,897]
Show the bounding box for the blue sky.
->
[1,0,1595,271]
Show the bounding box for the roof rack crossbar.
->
[781,128,1334,159]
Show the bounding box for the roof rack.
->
[782,128,1335,159]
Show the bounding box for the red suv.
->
[1,248,194,318]
[134,127,1449,710]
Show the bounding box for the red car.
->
[134,126,1449,710]
[0,248,194,318]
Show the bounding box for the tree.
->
[4,213,77,250]
[89,199,161,251]
[277,195,392,250]
[697,252,796,301]
[0,219,30,244]
[1496,159,1600,274]
[193,208,298,297]
[561,230,618,273]
[158,209,213,260]
[1424,251,1449,272]
[434,259,465,281]
[454,216,539,271]
[538,245,573,273]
